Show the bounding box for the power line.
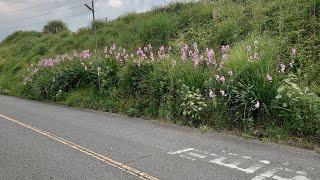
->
[0,4,84,25]
[0,10,89,35]
[0,0,82,16]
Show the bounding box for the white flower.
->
[220,90,227,97]
[209,89,215,98]
[254,101,260,109]
[266,74,272,82]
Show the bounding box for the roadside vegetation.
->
[0,0,319,149]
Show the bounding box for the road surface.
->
[0,95,319,180]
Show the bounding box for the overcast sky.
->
[0,0,188,41]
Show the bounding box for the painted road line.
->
[0,113,158,180]
[179,155,196,161]
[188,152,207,159]
[168,148,194,155]
[209,157,264,174]
[168,148,312,180]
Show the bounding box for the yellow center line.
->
[0,113,158,180]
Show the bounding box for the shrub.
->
[43,20,69,34]
[272,74,320,137]
[25,58,92,100]
[178,84,207,126]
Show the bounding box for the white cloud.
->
[108,0,124,8]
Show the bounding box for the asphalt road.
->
[0,95,319,180]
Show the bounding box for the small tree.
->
[43,20,69,34]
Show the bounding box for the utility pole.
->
[85,0,101,93]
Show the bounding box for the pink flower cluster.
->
[37,49,92,69]
[205,48,216,66]
[80,49,90,60]
[39,58,55,68]
[104,44,131,64]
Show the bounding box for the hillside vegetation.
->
[0,0,319,146]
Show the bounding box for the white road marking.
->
[293,175,312,180]
[188,152,206,159]
[168,148,312,180]
[296,171,307,175]
[210,157,262,174]
[252,168,280,180]
[252,167,311,180]
[284,168,293,172]
[243,156,253,159]
[179,155,196,161]
[168,148,194,155]
[259,160,270,164]
[228,153,238,156]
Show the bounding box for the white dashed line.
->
[168,148,194,155]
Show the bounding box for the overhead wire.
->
[0,4,85,24]
[0,10,89,37]
[0,0,83,15]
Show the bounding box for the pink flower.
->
[191,43,200,67]
[254,101,260,109]
[289,61,294,68]
[136,47,145,59]
[72,50,78,57]
[228,70,233,77]
[205,48,216,65]
[246,45,252,52]
[209,89,215,98]
[80,49,90,60]
[39,58,54,68]
[109,44,116,54]
[266,74,272,82]
[221,45,229,55]
[280,64,286,74]
[180,44,188,62]
[220,90,227,97]
[215,74,220,81]
[219,76,225,83]
[222,54,228,61]
[254,40,259,49]
[291,48,297,57]
[253,52,259,61]
[148,44,152,51]
[158,45,165,60]
[221,45,230,61]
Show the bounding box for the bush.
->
[272,74,320,137]
[25,59,92,100]
[178,84,207,126]
[43,20,69,34]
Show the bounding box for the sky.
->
[0,0,187,41]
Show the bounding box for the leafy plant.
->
[272,74,320,137]
[179,84,207,126]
